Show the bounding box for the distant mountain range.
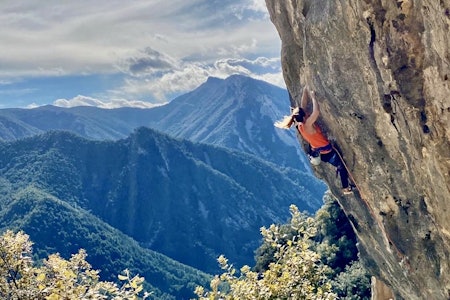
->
[0,75,309,171]
[0,128,325,296]
[0,75,327,298]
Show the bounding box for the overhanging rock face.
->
[265,0,450,299]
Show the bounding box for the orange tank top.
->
[298,123,331,152]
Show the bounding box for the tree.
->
[194,205,337,300]
[0,230,148,299]
[313,193,359,272]
[313,194,371,299]
[255,194,371,299]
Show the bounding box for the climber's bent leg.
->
[321,149,350,189]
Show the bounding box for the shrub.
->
[194,205,337,300]
[0,230,149,299]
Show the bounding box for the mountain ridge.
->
[0,128,325,275]
[0,185,210,299]
[0,75,328,297]
[0,75,309,171]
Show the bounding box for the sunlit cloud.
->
[0,0,275,78]
[0,0,283,108]
[53,95,162,109]
[112,55,283,102]
[26,103,41,109]
[247,0,269,13]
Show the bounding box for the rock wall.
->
[265,0,450,299]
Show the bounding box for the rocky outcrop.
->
[266,0,450,299]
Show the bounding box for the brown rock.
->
[372,276,396,300]
[266,0,450,299]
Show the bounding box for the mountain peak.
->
[205,76,223,83]
[224,74,267,87]
[225,74,250,81]
[146,74,309,171]
[0,74,309,171]
[205,74,270,88]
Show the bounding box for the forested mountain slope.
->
[0,128,325,275]
[0,75,308,171]
[0,186,209,300]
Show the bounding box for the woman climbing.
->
[275,86,353,195]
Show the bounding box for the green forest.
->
[0,129,369,299]
[0,193,370,299]
[196,194,371,299]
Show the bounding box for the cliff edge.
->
[265,0,450,299]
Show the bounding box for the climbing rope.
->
[332,146,412,270]
[293,123,410,270]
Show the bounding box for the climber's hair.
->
[274,107,304,129]
[274,115,294,129]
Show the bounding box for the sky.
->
[0,0,284,109]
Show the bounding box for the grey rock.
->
[266,0,450,299]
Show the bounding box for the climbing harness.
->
[292,121,411,269]
[308,144,332,166]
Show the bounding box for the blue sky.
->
[0,0,283,109]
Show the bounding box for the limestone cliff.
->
[265,0,450,299]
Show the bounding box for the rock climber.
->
[275,86,353,195]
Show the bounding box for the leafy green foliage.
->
[313,194,370,299]
[0,230,147,299]
[201,196,371,299]
[195,205,337,299]
[330,260,371,300]
[314,193,358,272]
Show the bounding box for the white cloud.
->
[0,79,14,85]
[0,1,277,78]
[53,95,162,109]
[0,0,283,108]
[111,55,283,103]
[256,72,285,88]
[247,0,269,14]
[26,103,40,109]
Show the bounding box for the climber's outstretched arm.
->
[305,91,320,127]
[300,87,308,110]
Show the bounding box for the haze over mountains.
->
[0,183,210,299]
[0,75,309,171]
[0,75,327,298]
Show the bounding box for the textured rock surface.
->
[266,0,450,299]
